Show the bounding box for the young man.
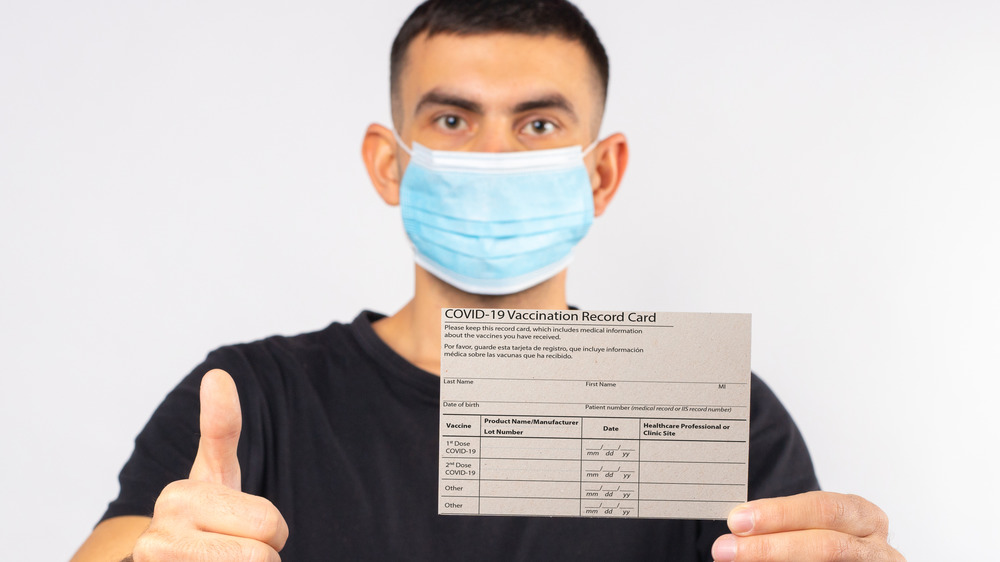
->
[73,1,903,560]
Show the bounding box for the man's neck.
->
[372,266,570,375]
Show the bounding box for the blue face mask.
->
[396,134,597,295]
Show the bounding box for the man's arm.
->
[71,516,150,562]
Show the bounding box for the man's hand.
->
[711,491,903,561]
[130,369,289,561]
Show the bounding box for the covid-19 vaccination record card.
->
[438,309,751,520]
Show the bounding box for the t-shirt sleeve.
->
[99,351,236,522]
[746,374,821,499]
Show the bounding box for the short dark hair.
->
[390,0,609,122]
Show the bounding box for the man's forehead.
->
[398,31,600,116]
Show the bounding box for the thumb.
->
[189,368,243,490]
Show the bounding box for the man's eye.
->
[436,115,467,130]
[523,119,556,135]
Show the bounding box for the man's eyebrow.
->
[414,90,483,115]
[413,90,579,123]
[513,95,578,123]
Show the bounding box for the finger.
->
[134,528,281,562]
[189,369,243,490]
[726,491,889,539]
[154,480,289,552]
[711,530,905,562]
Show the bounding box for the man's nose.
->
[470,120,519,153]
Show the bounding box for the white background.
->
[1,1,997,559]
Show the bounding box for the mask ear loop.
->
[582,138,600,157]
[392,129,413,156]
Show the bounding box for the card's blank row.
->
[439,496,740,519]
[441,480,745,502]
[443,437,745,463]
[441,458,744,484]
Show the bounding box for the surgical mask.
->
[395,133,598,295]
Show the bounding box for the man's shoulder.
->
[208,310,380,361]
[748,372,798,432]
[746,371,821,497]
[193,311,384,386]
[221,320,346,355]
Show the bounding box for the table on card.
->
[439,309,752,520]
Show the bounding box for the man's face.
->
[394,32,604,155]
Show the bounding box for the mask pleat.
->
[406,221,589,260]
[402,207,588,237]
[410,234,580,279]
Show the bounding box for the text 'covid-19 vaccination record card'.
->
[438,309,751,520]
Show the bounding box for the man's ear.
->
[362,123,404,206]
[589,132,629,217]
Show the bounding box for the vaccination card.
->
[439,309,751,520]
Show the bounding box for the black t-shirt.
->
[102,311,819,561]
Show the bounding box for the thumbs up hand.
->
[131,369,289,561]
[189,368,244,489]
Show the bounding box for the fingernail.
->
[728,507,755,534]
[712,534,737,562]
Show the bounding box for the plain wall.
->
[1,1,997,559]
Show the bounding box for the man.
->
[73,1,904,560]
